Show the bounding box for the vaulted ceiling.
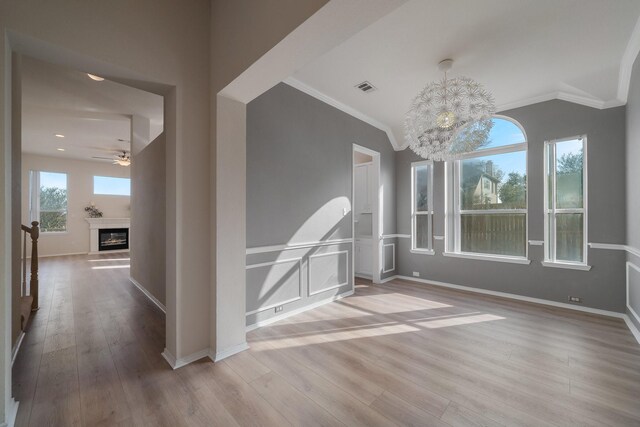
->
[289,0,640,149]
[21,56,163,162]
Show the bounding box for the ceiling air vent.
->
[355,81,376,93]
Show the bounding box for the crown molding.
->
[618,15,640,103]
[283,77,402,150]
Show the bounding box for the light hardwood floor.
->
[12,253,640,426]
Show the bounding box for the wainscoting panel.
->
[246,258,302,315]
[308,250,349,296]
[628,262,640,324]
[383,243,395,273]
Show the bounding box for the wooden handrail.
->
[21,221,39,312]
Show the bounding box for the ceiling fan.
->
[91,150,131,166]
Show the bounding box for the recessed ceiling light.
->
[87,73,104,81]
[57,148,65,152]
[55,134,65,138]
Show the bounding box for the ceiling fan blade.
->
[91,156,114,161]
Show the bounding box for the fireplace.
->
[98,228,129,251]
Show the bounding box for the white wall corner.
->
[210,342,249,362]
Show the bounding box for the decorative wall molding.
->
[588,242,640,258]
[626,262,640,339]
[433,235,445,241]
[383,243,396,273]
[246,238,353,255]
[528,240,544,246]
[382,234,410,239]
[308,250,349,296]
[129,277,166,313]
[11,332,25,367]
[498,91,624,113]
[284,77,401,150]
[246,257,303,315]
[246,289,354,332]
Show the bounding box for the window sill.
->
[443,252,531,265]
[410,249,435,255]
[40,231,68,235]
[541,261,592,271]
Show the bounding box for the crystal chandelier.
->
[404,59,496,161]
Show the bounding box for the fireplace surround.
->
[85,218,130,254]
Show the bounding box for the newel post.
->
[30,221,39,311]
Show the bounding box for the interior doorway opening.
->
[352,144,382,284]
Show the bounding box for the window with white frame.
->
[446,117,528,259]
[544,136,587,265]
[411,161,433,252]
[29,171,68,233]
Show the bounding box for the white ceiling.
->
[21,56,163,162]
[289,0,640,149]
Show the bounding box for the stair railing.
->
[21,221,39,311]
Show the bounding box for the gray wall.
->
[130,133,166,306]
[626,52,640,328]
[246,82,396,326]
[396,100,627,312]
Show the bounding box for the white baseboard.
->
[11,332,25,367]
[161,347,210,370]
[379,275,397,284]
[129,277,166,313]
[246,289,354,332]
[624,314,640,345]
[355,273,372,280]
[1,398,19,427]
[211,342,250,362]
[390,275,626,319]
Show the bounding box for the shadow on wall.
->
[250,196,352,311]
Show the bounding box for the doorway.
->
[352,144,382,284]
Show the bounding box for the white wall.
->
[21,154,130,257]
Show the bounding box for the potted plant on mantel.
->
[84,204,103,218]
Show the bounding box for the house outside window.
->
[445,117,528,262]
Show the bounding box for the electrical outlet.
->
[413,271,420,277]
[568,296,582,303]
[275,305,284,313]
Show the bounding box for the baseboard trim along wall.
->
[211,342,250,362]
[161,348,210,370]
[11,331,25,368]
[129,277,166,313]
[1,399,19,427]
[387,275,640,345]
[246,289,355,332]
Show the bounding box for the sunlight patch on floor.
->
[91,265,130,270]
[416,313,505,329]
[87,258,131,262]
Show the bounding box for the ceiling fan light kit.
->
[405,59,496,161]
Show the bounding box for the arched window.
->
[445,116,529,262]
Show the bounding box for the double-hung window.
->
[446,117,528,262]
[544,136,587,266]
[411,161,433,253]
[29,171,68,233]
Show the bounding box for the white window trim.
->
[30,170,69,234]
[543,135,589,268]
[411,160,434,253]
[445,116,529,262]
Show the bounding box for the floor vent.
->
[355,81,376,93]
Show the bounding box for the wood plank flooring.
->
[12,253,640,426]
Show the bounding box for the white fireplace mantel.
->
[85,217,131,254]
